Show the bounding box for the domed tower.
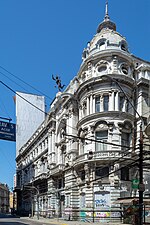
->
[74,1,136,221]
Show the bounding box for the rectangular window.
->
[119,96,124,111]
[126,100,129,112]
[103,95,109,111]
[95,167,109,178]
[121,132,130,150]
[80,170,85,181]
[95,96,100,112]
[80,194,85,208]
[57,178,65,189]
[96,130,108,151]
[121,167,129,181]
[66,195,70,207]
[83,103,87,116]
[80,140,85,154]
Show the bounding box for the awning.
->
[114,198,150,205]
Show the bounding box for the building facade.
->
[15,3,150,221]
[0,183,9,213]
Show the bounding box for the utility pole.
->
[139,124,144,225]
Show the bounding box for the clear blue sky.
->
[0,0,149,189]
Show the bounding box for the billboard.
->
[0,121,16,142]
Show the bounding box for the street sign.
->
[0,121,16,142]
[132,179,139,189]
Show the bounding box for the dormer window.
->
[99,41,105,47]
[121,44,126,51]
[97,38,106,50]
[120,41,128,52]
[121,64,129,75]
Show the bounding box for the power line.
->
[0,80,48,116]
[0,65,52,101]
[65,133,133,150]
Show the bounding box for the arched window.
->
[120,41,128,52]
[97,38,106,50]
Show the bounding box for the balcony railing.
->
[75,150,131,165]
[50,164,65,175]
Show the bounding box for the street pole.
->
[37,193,39,220]
[93,184,94,223]
[31,190,34,218]
[139,124,144,225]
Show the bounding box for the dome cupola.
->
[97,1,116,33]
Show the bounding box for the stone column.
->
[48,132,52,164]
[111,91,115,111]
[100,95,103,112]
[123,99,127,112]
[79,105,82,120]
[51,131,56,164]
[87,96,90,115]
[93,95,95,113]
[90,95,93,114]
[115,92,119,111]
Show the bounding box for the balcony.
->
[50,164,65,176]
[74,150,131,166]
[34,171,47,182]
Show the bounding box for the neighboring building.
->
[9,192,13,212]
[13,174,17,189]
[15,3,150,221]
[15,92,45,156]
[0,183,9,213]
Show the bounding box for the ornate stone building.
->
[15,3,150,221]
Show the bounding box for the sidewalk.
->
[22,216,129,225]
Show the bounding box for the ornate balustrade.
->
[74,150,131,166]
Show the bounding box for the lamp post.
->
[101,74,144,225]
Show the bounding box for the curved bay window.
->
[95,130,108,151]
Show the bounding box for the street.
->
[0,214,57,225]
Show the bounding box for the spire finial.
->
[104,0,110,21]
[97,0,116,33]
